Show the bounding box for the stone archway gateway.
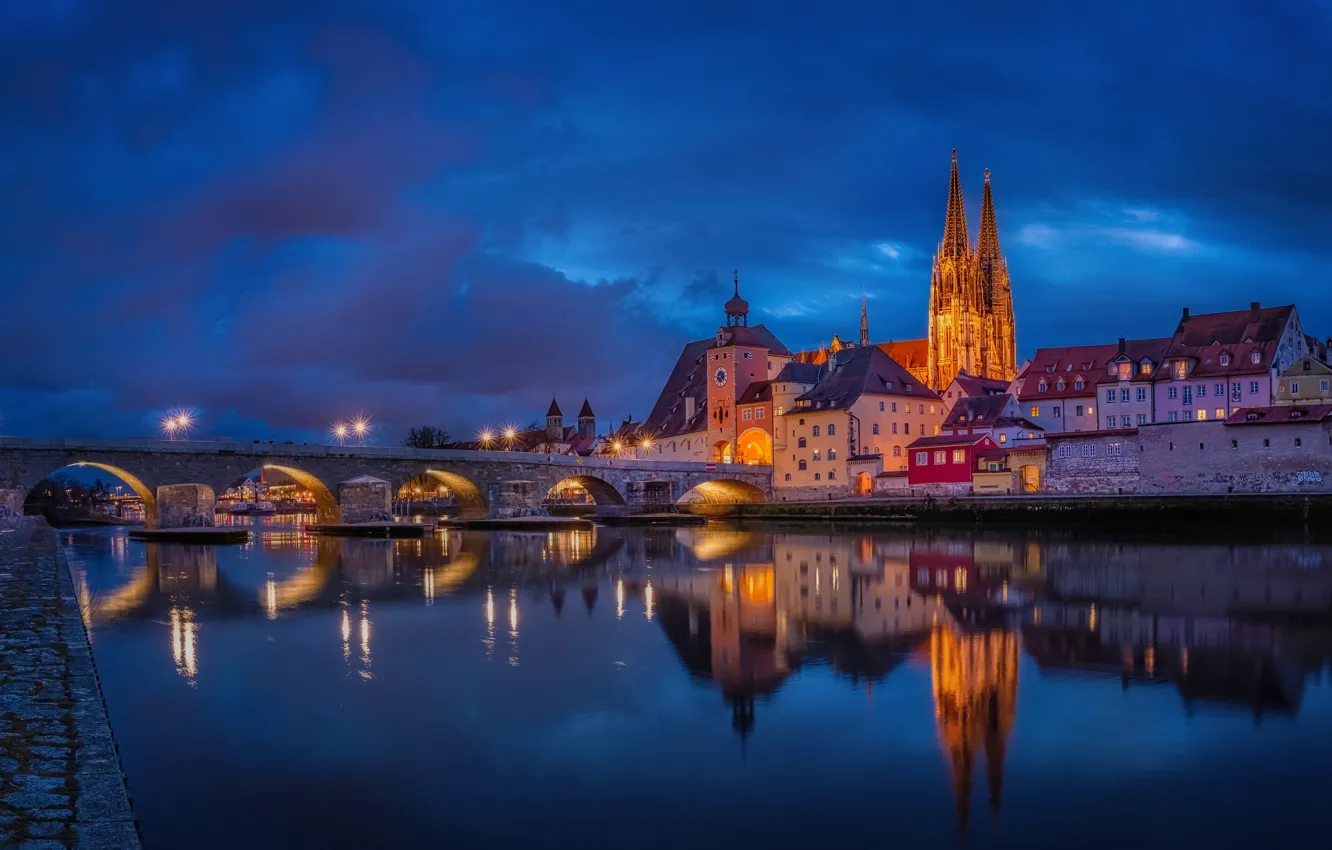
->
[735,428,772,465]
[713,440,733,463]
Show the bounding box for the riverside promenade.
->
[0,518,139,849]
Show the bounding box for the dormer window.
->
[1074,378,1085,390]
[1082,362,1091,371]
[1291,410,1303,419]
[1244,337,1254,344]
[1046,365,1055,373]
[1140,360,1152,376]
[1108,364,1117,376]
[1056,379,1066,391]
[1219,353,1231,366]
[1175,360,1188,379]
[1038,379,1048,392]
[1250,350,1261,364]
[1245,412,1259,421]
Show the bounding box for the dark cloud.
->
[1,0,1330,440]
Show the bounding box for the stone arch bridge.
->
[0,438,771,528]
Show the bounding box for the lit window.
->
[813,449,821,461]
[915,451,928,465]
[952,449,966,463]
[999,433,1007,443]
[1250,350,1261,364]
[1197,409,1208,421]
[1117,363,1131,380]
[1031,405,1040,417]
[1175,361,1187,379]
[934,450,946,464]
[1215,408,1223,418]
[828,449,836,460]
[1141,361,1152,375]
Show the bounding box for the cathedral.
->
[927,149,1017,390]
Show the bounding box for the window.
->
[812,425,821,437]
[1263,438,1270,448]
[1105,389,1115,403]
[1081,444,1095,457]
[1175,361,1187,379]
[1031,406,1040,417]
[828,449,837,460]
[1106,416,1115,429]
[1291,381,1300,394]
[919,404,925,414]
[1231,382,1242,401]
[1057,379,1066,391]
[1214,383,1224,396]
[1039,380,1048,392]
[1054,406,1062,418]
[999,433,1007,443]
[828,470,836,480]
[812,449,822,461]
[814,473,821,481]
[893,446,902,457]
[1249,381,1260,394]
[1122,416,1132,427]
[904,423,911,435]
[799,418,805,425]
[1108,442,1122,456]
[915,451,929,465]
[1183,386,1192,405]
[1295,438,1302,448]
[1141,361,1153,375]
[798,437,807,448]
[1231,440,1238,449]
[933,450,946,464]
[775,406,783,416]
[1250,350,1261,364]
[1168,387,1178,399]
[1215,408,1224,419]
[1117,363,1131,380]
[1219,353,1231,366]
[756,408,765,420]
[1120,388,1129,402]
[933,425,941,436]
[891,422,898,435]
[1137,387,1146,401]
[1196,384,1206,397]
[1197,409,1207,421]
[891,402,897,413]
[1168,411,1179,422]
[1323,380,1330,393]
[872,423,880,435]
[798,460,807,470]
[742,351,752,359]
[879,401,885,411]
[1137,414,1147,425]
[1183,410,1194,421]
[742,408,752,421]
[952,449,966,464]
[784,473,792,481]
[827,423,836,436]
[1076,404,1084,416]
[1056,444,1073,458]
[1075,378,1085,390]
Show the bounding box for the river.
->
[61,517,1332,849]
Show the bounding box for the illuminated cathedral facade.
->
[927,150,1018,390]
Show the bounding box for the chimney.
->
[967,422,974,436]
[1117,336,1126,357]
[952,423,959,436]
[1251,301,1261,311]
[684,396,696,422]
[1181,307,1189,320]
[1250,301,1261,320]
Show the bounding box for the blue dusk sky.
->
[3,0,1330,442]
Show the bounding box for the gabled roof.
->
[944,393,1015,427]
[738,380,773,405]
[774,361,824,384]
[1155,340,1277,380]
[1172,303,1293,347]
[1225,405,1332,425]
[951,372,1009,397]
[1093,338,1172,385]
[1017,344,1117,400]
[793,338,928,374]
[796,345,940,411]
[906,432,999,449]
[1278,355,1332,378]
[716,324,790,354]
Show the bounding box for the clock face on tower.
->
[714,367,728,387]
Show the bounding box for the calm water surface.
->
[61,517,1332,849]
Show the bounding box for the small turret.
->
[546,398,563,440]
[577,398,596,440]
[724,268,749,327]
[860,298,870,346]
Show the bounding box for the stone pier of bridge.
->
[0,438,773,528]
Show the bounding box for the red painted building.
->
[906,432,1005,485]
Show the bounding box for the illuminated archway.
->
[544,476,627,507]
[677,479,767,506]
[424,469,488,520]
[261,465,339,524]
[735,428,772,465]
[713,440,733,463]
[856,471,874,497]
[26,462,159,528]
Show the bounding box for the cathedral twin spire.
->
[941,149,1002,265]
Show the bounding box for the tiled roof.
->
[1225,405,1332,425]
[795,345,940,411]
[905,433,999,449]
[943,393,1015,427]
[951,373,1009,397]
[793,338,928,373]
[546,398,562,417]
[1155,340,1277,381]
[737,380,773,404]
[643,324,789,439]
[577,398,595,418]
[717,324,791,354]
[1172,303,1293,347]
[1017,344,1117,400]
[774,361,824,383]
[1092,338,1172,385]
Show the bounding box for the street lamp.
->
[331,422,349,445]
[503,426,517,451]
[611,440,623,457]
[351,417,371,445]
[478,429,495,450]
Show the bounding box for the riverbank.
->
[730,493,1332,527]
[0,518,140,848]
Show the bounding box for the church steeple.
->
[941,148,970,258]
[978,168,1001,266]
[860,298,869,346]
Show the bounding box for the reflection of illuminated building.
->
[169,606,199,685]
[930,626,1018,831]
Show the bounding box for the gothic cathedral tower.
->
[927,150,1017,390]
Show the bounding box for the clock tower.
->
[706,271,768,463]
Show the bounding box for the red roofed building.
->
[906,432,1006,487]
[1013,343,1120,433]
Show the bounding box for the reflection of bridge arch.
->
[545,475,626,507]
[260,465,339,524]
[424,469,487,520]
[32,461,159,527]
[677,479,767,506]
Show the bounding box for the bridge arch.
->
[260,464,339,524]
[545,475,627,508]
[677,478,768,506]
[26,461,160,528]
[424,469,488,520]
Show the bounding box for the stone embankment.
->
[0,517,139,849]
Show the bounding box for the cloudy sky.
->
[3,0,1330,442]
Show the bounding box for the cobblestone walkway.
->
[0,518,139,849]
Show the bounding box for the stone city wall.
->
[1043,432,1141,495]
[1139,420,1332,495]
